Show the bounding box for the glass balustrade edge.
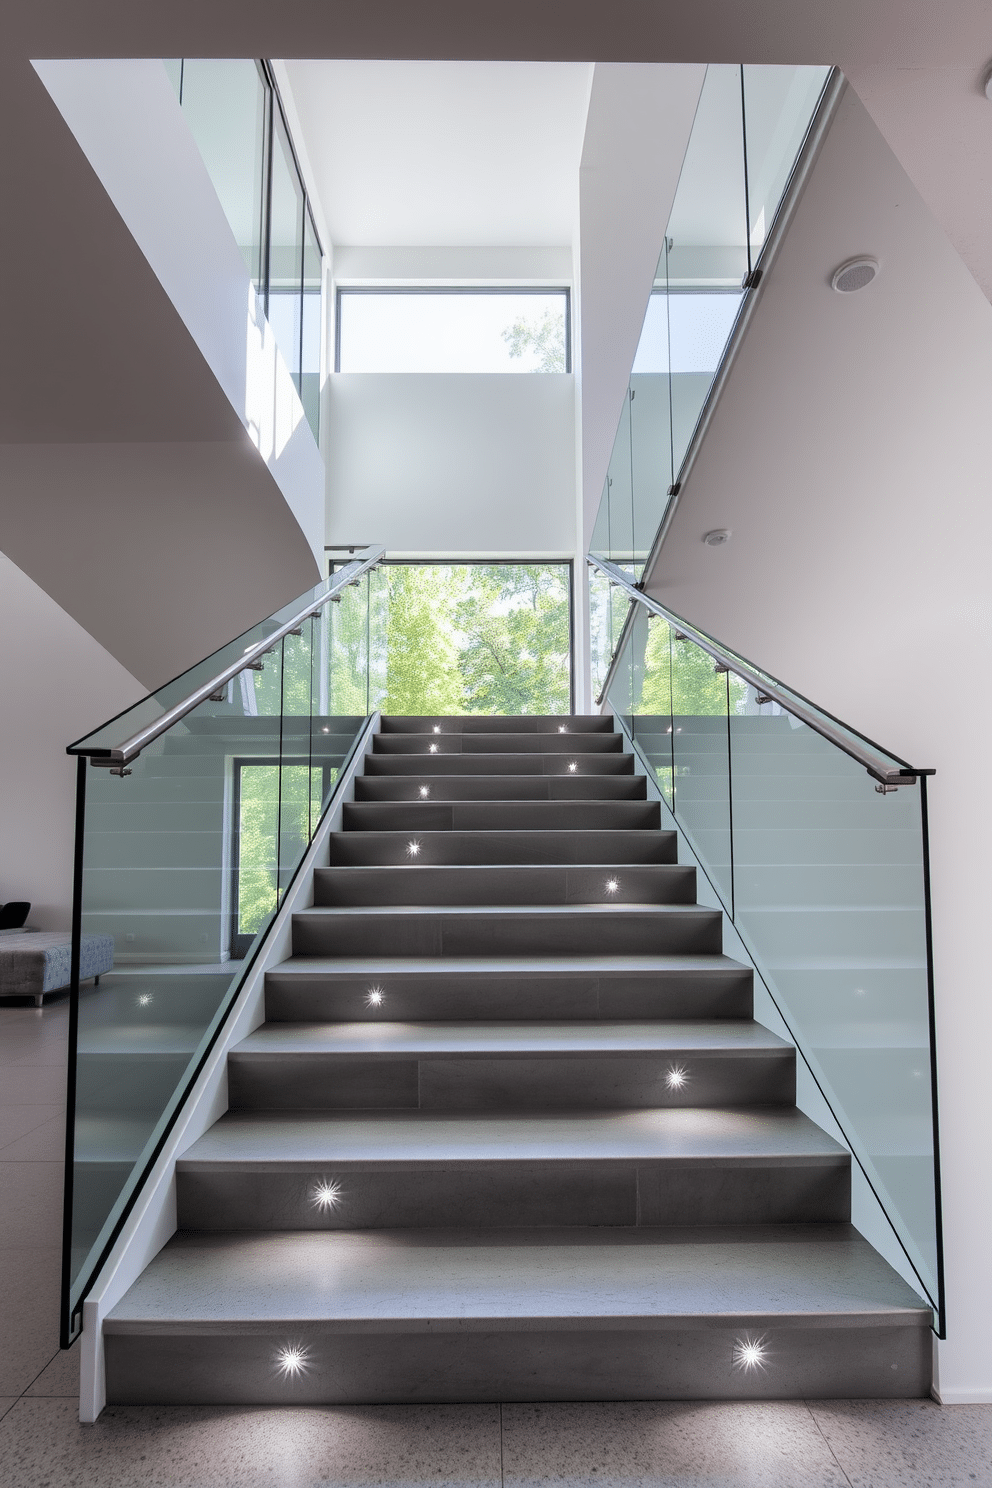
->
[59,713,378,1347]
[610,708,943,1333]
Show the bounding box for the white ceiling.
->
[282,61,593,249]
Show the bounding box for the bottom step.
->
[104,1225,931,1404]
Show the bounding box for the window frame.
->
[334,286,572,375]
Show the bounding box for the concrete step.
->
[263,954,754,1023]
[176,1106,850,1230]
[326,829,675,867]
[341,800,661,832]
[373,733,624,756]
[311,863,696,908]
[291,903,723,959]
[103,1225,932,1404]
[380,715,615,735]
[363,752,635,777]
[226,1020,794,1112]
[354,774,648,801]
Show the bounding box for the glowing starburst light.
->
[419,785,431,797]
[433,725,441,734]
[274,1343,311,1377]
[366,987,384,1007]
[558,725,568,733]
[732,1336,768,1372]
[309,1179,342,1211]
[137,993,154,1007]
[666,1064,688,1091]
[567,762,578,773]
[407,840,422,857]
[605,879,620,894]
[429,744,439,754]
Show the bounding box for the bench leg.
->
[94,975,100,986]
[35,993,43,1009]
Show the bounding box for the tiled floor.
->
[1,998,990,1487]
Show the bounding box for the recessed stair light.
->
[407,840,421,857]
[666,1064,688,1091]
[419,785,431,797]
[310,1179,342,1211]
[432,725,441,733]
[732,1335,768,1372]
[429,744,438,754]
[366,986,384,1007]
[605,878,620,894]
[567,762,578,773]
[274,1343,311,1377]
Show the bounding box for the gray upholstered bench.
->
[0,930,114,1007]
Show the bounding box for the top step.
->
[381,716,614,735]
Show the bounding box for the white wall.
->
[649,86,992,1401]
[576,64,705,545]
[0,552,144,931]
[325,373,576,554]
[34,59,325,569]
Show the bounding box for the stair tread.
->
[105,1225,930,1330]
[231,1020,790,1058]
[294,903,715,919]
[179,1106,846,1167]
[268,953,749,978]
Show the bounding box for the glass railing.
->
[164,59,323,440]
[60,550,383,1344]
[590,63,832,577]
[594,557,943,1334]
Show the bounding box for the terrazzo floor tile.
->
[500,1400,851,1487]
[0,1063,68,1103]
[0,1247,64,1394]
[0,1113,66,1161]
[0,1399,502,1488]
[24,1340,79,1397]
[809,1399,992,1487]
[0,1160,63,1244]
[0,1103,63,1152]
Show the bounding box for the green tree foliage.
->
[372,564,571,716]
[501,309,567,372]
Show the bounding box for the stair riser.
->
[380,716,615,735]
[291,909,723,958]
[312,865,696,908]
[104,1322,931,1405]
[342,802,661,832]
[264,970,754,1023]
[374,735,624,755]
[354,777,648,802]
[326,830,675,867]
[177,1160,850,1231]
[227,1051,794,1111]
[363,754,635,777]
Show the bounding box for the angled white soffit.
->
[33,58,325,569]
[577,64,707,544]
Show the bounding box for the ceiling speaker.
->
[831,257,879,293]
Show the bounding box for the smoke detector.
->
[831,257,879,293]
[703,529,730,547]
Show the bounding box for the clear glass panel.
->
[606,393,634,572]
[743,66,830,255]
[336,291,569,374]
[630,610,675,809]
[589,478,612,563]
[268,106,305,388]
[671,632,736,912]
[65,563,377,1332]
[329,574,370,718]
[729,684,938,1306]
[178,59,268,290]
[300,208,322,440]
[666,65,748,477]
[588,563,614,704]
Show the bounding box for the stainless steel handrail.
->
[589,554,932,788]
[71,546,385,766]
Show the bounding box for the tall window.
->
[335,289,570,374]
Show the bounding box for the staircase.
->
[103,715,932,1403]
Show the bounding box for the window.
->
[335,289,570,373]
